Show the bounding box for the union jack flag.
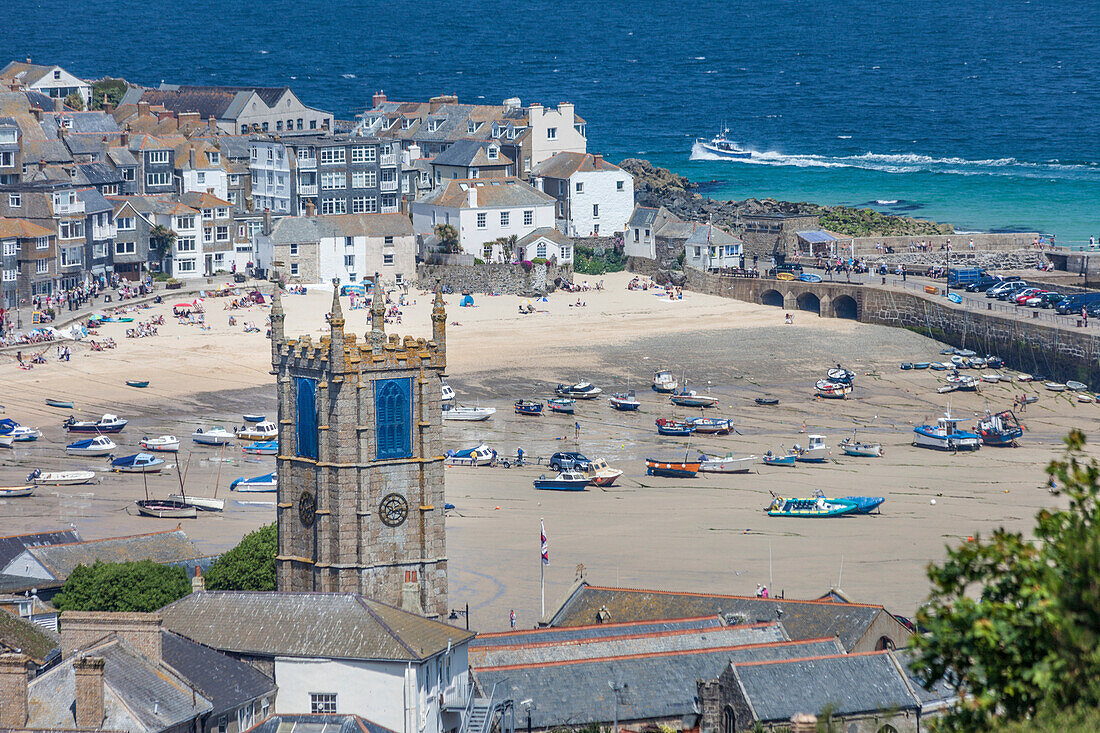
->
[541,520,549,566]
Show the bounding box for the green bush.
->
[205,524,276,591]
[54,560,190,612]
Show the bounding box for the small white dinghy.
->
[0,485,35,498]
[140,435,181,452]
[1017,373,1033,382]
[0,434,12,448]
[1066,380,1088,392]
[167,494,225,511]
[698,454,759,474]
[28,469,96,486]
[193,427,234,445]
[1045,382,1067,392]
[981,373,1001,383]
[442,406,496,422]
[1077,393,1095,404]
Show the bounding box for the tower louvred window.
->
[295,377,318,459]
[375,378,412,460]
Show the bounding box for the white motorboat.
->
[698,454,759,474]
[235,421,278,441]
[1066,380,1088,392]
[110,453,166,473]
[913,410,981,451]
[555,381,602,399]
[193,427,234,445]
[65,435,117,456]
[981,373,1002,383]
[652,370,678,394]
[838,436,884,457]
[140,435,181,452]
[28,469,96,486]
[694,130,752,159]
[793,435,829,463]
[1045,382,1067,392]
[445,443,495,466]
[442,406,496,422]
[63,413,127,434]
[167,494,225,512]
[1017,373,1033,382]
[0,485,34,498]
[583,458,624,486]
[441,381,456,404]
[230,473,277,492]
[4,426,42,442]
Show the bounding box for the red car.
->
[1012,288,1044,305]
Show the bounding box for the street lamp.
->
[447,603,470,630]
[520,699,535,733]
[945,240,951,297]
[609,680,628,733]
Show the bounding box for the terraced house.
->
[180,191,234,274]
[0,60,91,107]
[0,216,54,310]
[125,84,333,136]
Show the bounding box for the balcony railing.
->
[442,674,472,710]
[380,153,397,167]
[380,180,398,192]
[298,184,318,195]
[54,201,85,215]
[297,156,317,169]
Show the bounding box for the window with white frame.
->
[102,184,118,195]
[344,254,354,268]
[1,241,15,256]
[215,207,229,219]
[177,237,196,252]
[319,148,346,165]
[36,258,49,273]
[592,203,599,218]
[321,199,347,215]
[384,236,393,246]
[310,694,337,714]
[35,237,48,250]
[476,212,487,229]
[383,252,394,265]
[115,241,136,255]
[487,146,498,160]
[216,225,229,242]
[60,246,80,266]
[352,196,368,214]
[147,172,171,187]
[2,268,15,281]
[523,210,533,226]
[561,245,571,260]
[482,244,492,260]
[0,151,12,167]
[7,193,19,207]
[196,172,206,184]
[575,181,583,193]
[351,146,375,163]
[176,215,195,230]
[59,220,84,239]
[536,243,547,259]
[148,150,169,165]
[290,262,299,275]
[321,172,346,190]
[208,151,220,164]
[203,228,213,243]
[617,180,625,191]
[381,194,396,209]
[122,167,135,181]
[92,243,107,259]
[365,197,378,213]
[228,192,238,205]
[500,211,509,227]
[546,127,557,140]
[289,243,298,256]
[177,259,196,272]
[202,208,214,221]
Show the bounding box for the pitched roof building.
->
[0,61,91,107]
[128,85,333,136]
[0,528,203,582]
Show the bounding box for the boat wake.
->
[689,143,1100,181]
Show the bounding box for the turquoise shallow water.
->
[7,0,1099,242]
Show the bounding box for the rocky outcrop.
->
[619,158,955,237]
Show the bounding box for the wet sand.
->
[0,272,1082,630]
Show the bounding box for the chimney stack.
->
[53,97,64,113]
[191,567,205,594]
[304,200,315,217]
[137,100,151,118]
[372,91,386,108]
[263,208,272,236]
[74,656,106,730]
[120,131,129,147]
[400,570,424,615]
[0,653,30,729]
[466,185,477,208]
[60,612,162,665]
[593,154,603,170]
[208,116,217,134]
[103,102,114,114]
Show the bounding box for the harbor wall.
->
[848,232,1042,257]
[415,262,572,296]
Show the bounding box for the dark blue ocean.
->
[9,0,1099,242]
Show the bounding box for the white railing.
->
[381,205,399,214]
[54,200,85,215]
[381,180,398,192]
[380,153,397,167]
[442,674,472,710]
[298,184,317,195]
[297,156,316,169]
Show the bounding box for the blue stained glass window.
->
[295,377,318,459]
[375,378,412,460]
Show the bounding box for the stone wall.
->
[849,232,1042,257]
[854,248,1041,271]
[416,262,572,295]
[571,235,620,254]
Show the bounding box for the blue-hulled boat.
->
[813,490,885,514]
[645,458,700,478]
[800,273,822,283]
[0,419,42,442]
[609,391,641,411]
[655,418,694,436]
[547,398,576,415]
[230,473,277,492]
[514,400,543,416]
[914,362,930,370]
[690,416,732,435]
[976,409,1023,447]
[242,440,278,455]
[767,495,858,517]
[110,453,165,473]
[533,471,590,491]
[64,414,127,433]
[913,410,981,451]
[762,451,796,466]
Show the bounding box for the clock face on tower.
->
[379,493,409,527]
[298,490,316,527]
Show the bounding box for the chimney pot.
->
[593,154,603,170]
[53,97,64,113]
[74,656,106,730]
[372,91,387,108]
[191,566,205,594]
[305,200,315,217]
[137,100,151,118]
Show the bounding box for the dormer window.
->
[208,151,220,164]
[487,146,498,161]
[467,121,477,134]
[60,118,72,129]
[53,70,61,80]
[491,124,501,138]
[427,119,441,132]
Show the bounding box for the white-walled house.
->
[255,212,415,286]
[161,592,477,733]
[684,224,743,271]
[531,152,633,237]
[0,61,92,107]
[515,227,573,264]
[410,177,555,261]
[624,205,682,261]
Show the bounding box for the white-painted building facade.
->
[531,152,634,237]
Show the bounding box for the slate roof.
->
[474,616,723,648]
[0,62,60,87]
[269,213,413,243]
[0,608,60,665]
[431,139,512,168]
[161,591,475,662]
[685,224,740,246]
[892,649,957,710]
[45,112,120,135]
[471,622,787,668]
[215,135,252,159]
[627,205,679,230]
[418,177,554,209]
[179,191,232,209]
[474,638,844,729]
[0,217,55,239]
[548,584,895,652]
[246,714,398,733]
[22,138,73,164]
[656,221,697,240]
[63,135,110,157]
[514,227,574,247]
[731,651,920,722]
[75,187,112,214]
[13,529,202,581]
[162,631,276,716]
[796,230,839,243]
[106,147,138,166]
[143,85,300,120]
[531,152,623,180]
[0,573,63,595]
[75,162,123,186]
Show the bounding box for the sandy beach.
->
[0,271,1083,630]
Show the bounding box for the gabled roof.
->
[269,213,413,244]
[547,584,900,652]
[0,608,60,665]
[417,177,554,209]
[22,138,73,164]
[178,191,232,209]
[128,133,171,152]
[62,135,110,157]
[0,62,81,88]
[74,162,124,186]
[161,591,475,662]
[730,651,920,722]
[515,226,572,247]
[474,615,724,648]
[685,224,740,246]
[75,187,112,213]
[162,631,277,717]
[45,111,120,135]
[0,217,55,239]
[107,195,198,218]
[106,147,138,167]
[431,139,511,168]
[627,204,679,230]
[11,529,202,581]
[246,714,398,733]
[530,151,623,179]
[656,220,697,240]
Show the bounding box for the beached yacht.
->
[914,410,981,451]
[694,130,752,159]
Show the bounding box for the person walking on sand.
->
[1083,306,1088,328]
[510,609,516,629]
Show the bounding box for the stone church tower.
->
[270,277,448,617]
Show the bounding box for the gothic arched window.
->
[375,378,412,460]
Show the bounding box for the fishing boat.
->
[644,458,700,478]
[655,418,694,436]
[970,357,987,369]
[1021,395,1039,405]
[235,421,278,441]
[690,416,732,435]
[441,381,456,404]
[110,453,166,473]
[755,397,779,406]
[514,400,543,416]
[125,380,150,388]
[230,473,277,492]
[27,469,95,486]
[695,130,752,159]
[1066,380,1088,391]
[1045,382,1067,392]
[815,380,852,399]
[827,368,856,384]
[976,410,1024,447]
[533,471,591,491]
[45,398,74,409]
[937,383,960,394]
[135,499,197,519]
[192,427,234,445]
[986,357,1004,369]
[555,381,602,399]
[652,370,679,393]
[698,453,758,474]
[65,435,116,456]
[946,374,979,391]
[609,391,641,411]
[767,495,858,518]
[838,435,884,457]
[794,435,829,463]
[547,398,576,415]
[242,413,266,423]
[669,389,719,408]
[0,486,35,498]
[0,420,42,442]
[64,414,127,433]
[445,444,495,466]
[242,440,278,456]
[762,451,796,466]
[583,459,624,487]
[812,490,885,514]
[913,410,981,451]
[950,355,970,369]
[442,406,496,421]
[140,435,180,452]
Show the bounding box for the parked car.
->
[996,282,1031,300]
[1012,288,1045,305]
[966,275,1003,292]
[548,451,592,471]
[986,279,1025,298]
[768,262,804,277]
[1056,293,1100,314]
[1028,292,1064,308]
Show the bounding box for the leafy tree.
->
[434,224,460,253]
[63,91,84,111]
[53,560,189,612]
[149,225,176,268]
[91,78,127,110]
[911,429,1100,729]
[205,524,276,591]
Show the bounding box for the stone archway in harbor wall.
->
[760,289,785,307]
[796,291,821,314]
[833,294,858,320]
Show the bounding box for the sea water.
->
[9,0,1098,243]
